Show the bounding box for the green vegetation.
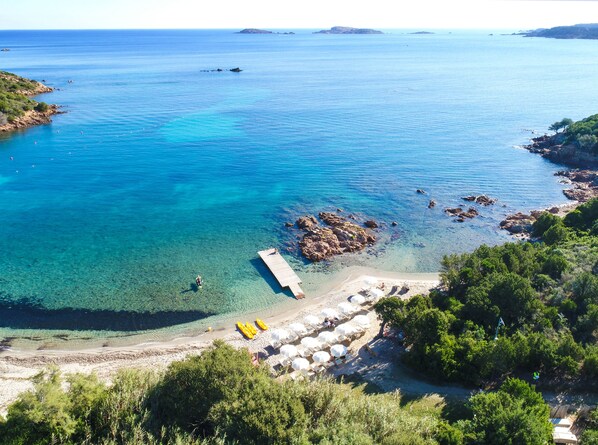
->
[551,114,598,154]
[375,198,598,387]
[0,341,444,444]
[0,71,49,124]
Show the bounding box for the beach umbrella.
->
[338,302,358,315]
[321,308,339,319]
[301,336,321,350]
[335,322,358,337]
[318,330,337,346]
[368,288,384,301]
[280,344,299,358]
[349,294,366,305]
[288,322,308,336]
[292,357,310,372]
[364,276,378,286]
[304,314,320,327]
[353,314,371,328]
[270,329,291,344]
[313,350,331,364]
[330,344,348,358]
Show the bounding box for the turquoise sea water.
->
[0,30,596,346]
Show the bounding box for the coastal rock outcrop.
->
[445,207,479,222]
[297,212,376,262]
[462,195,497,206]
[296,215,318,229]
[364,220,378,228]
[0,105,61,133]
[499,212,536,235]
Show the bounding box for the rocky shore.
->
[500,132,598,236]
[0,105,61,133]
[292,212,377,262]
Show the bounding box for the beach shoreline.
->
[0,267,440,414]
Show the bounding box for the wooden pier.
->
[258,248,305,299]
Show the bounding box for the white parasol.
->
[353,314,371,328]
[349,294,366,305]
[330,344,348,358]
[288,322,308,336]
[321,308,339,319]
[338,302,358,315]
[291,357,310,372]
[301,336,321,350]
[317,330,337,346]
[280,344,299,358]
[313,350,331,364]
[303,315,320,327]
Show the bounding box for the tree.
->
[150,340,263,434]
[532,212,563,238]
[460,378,552,445]
[549,118,573,133]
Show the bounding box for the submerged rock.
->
[364,220,379,228]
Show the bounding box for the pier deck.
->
[258,248,305,299]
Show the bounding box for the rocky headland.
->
[0,71,59,133]
[293,212,377,262]
[522,23,598,40]
[314,26,383,35]
[501,125,598,236]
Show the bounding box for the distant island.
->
[0,71,59,133]
[238,28,295,35]
[409,31,434,35]
[314,26,383,35]
[523,23,598,39]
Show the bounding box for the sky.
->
[1,0,598,30]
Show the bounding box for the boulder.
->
[428,200,436,208]
[364,220,378,228]
[296,215,318,229]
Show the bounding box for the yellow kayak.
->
[237,321,253,339]
[256,318,269,330]
[245,322,258,336]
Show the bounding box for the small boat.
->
[256,318,269,330]
[245,322,257,336]
[237,321,253,339]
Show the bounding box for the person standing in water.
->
[196,275,203,287]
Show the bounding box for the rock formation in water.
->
[296,212,377,261]
[462,195,497,206]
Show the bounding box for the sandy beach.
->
[0,267,440,415]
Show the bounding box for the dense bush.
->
[376,199,598,386]
[0,341,444,445]
[565,114,598,151]
[458,378,552,445]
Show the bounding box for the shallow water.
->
[0,29,595,346]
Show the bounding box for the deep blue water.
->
[0,29,596,345]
